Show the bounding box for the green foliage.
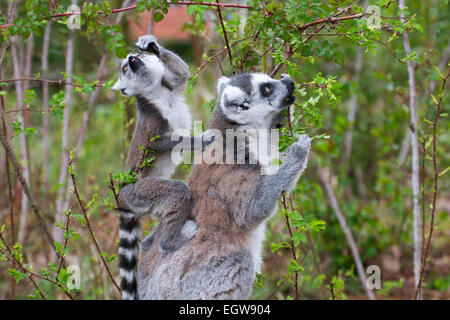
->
[0,0,448,300]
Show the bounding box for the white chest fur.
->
[248,221,267,274]
[149,93,192,132]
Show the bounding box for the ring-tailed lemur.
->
[112,35,213,300]
[120,72,311,299]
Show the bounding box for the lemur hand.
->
[201,130,216,151]
[117,184,137,220]
[286,134,311,161]
[136,35,160,56]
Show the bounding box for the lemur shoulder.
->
[125,72,311,299]
[112,35,213,300]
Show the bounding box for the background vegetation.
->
[0,0,448,300]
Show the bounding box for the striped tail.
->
[119,213,140,300]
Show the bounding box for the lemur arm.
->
[241,135,311,229]
[151,130,216,153]
[136,35,190,89]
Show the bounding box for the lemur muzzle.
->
[129,55,144,72]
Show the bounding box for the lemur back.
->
[112,35,211,300]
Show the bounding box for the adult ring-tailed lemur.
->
[120,72,311,299]
[112,35,214,300]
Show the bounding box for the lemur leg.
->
[247,135,311,227]
[136,35,190,89]
[118,177,193,252]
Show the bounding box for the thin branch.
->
[296,13,365,33]
[191,34,255,79]
[283,99,375,300]
[70,164,121,294]
[0,77,103,88]
[56,208,72,279]
[0,230,74,299]
[0,118,61,262]
[0,1,253,30]
[317,165,376,300]
[0,232,47,299]
[414,68,449,299]
[216,0,233,69]
[281,192,298,300]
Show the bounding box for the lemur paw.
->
[201,130,216,151]
[287,134,311,160]
[141,232,156,252]
[136,35,160,55]
[117,184,135,217]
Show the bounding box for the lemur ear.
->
[217,76,230,95]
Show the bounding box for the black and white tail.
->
[119,213,140,300]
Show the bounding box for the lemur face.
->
[112,53,164,96]
[218,73,295,129]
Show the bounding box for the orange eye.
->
[265,86,271,94]
[122,65,128,72]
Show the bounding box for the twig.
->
[0,77,103,88]
[70,164,121,294]
[414,68,449,299]
[296,13,365,33]
[0,229,76,299]
[0,231,47,299]
[281,192,298,300]
[0,1,253,30]
[56,209,72,278]
[0,128,61,261]
[289,196,324,278]
[191,34,255,79]
[0,97,14,245]
[109,173,120,210]
[216,0,233,69]
[317,166,375,300]
[329,280,335,300]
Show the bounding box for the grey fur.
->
[135,73,310,300]
[114,36,214,300]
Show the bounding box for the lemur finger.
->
[287,134,311,160]
[201,130,216,151]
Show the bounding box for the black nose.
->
[281,78,295,96]
[128,55,143,72]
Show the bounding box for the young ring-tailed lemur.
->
[122,72,311,299]
[112,35,213,300]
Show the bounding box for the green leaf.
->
[153,12,164,22]
[116,46,127,58]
